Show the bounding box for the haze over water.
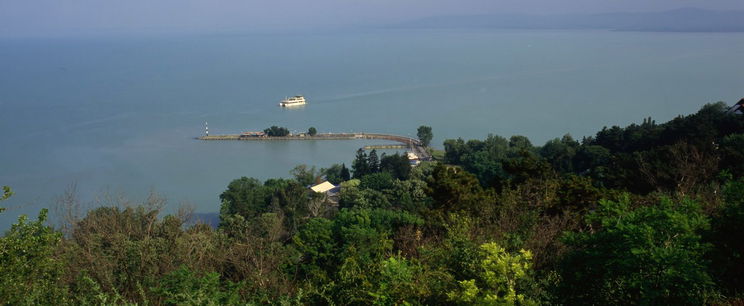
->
[1,29,743,226]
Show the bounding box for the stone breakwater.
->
[197,133,431,160]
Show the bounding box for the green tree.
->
[340,163,351,181]
[551,174,602,215]
[447,242,537,306]
[417,126,433,147]
[442,134,511,187]
[426,164,491,214]
[352,149,370,179]
[720,133,744,177]
[66,203,187,302]
[293,218,337,281]
[0,186,11,213]
[433,214,482,282]
[539,134,578,173]
[263,126,290,137]
[294,208,423,303]
[321,163,352,185]
[219,177,270,221]
[308,126,318,136]
[152,266,241,305]
[338,179,362,209]
[508,135,534,155]
[462,151,507,188]
[0,209,67,304]
[321,164,344,185]
[215,210,298,301]
[291,164,319,186]
[558,195,714,305]
[219,177,314,234]
[368,149,380,173]
[369,256,418,305]
[333,208,423,265]
[369,256,444,305]
[1,185,11,201]
[710,177,744,295]
[380,152,412,180]
[443,138,468,165]
[390,179,430,212]
[270,180,316,235]
[339,186,391,210]
[360,172,395,192]
[68,274,127,305]
[503,150,553,186]
[573,144,611,182]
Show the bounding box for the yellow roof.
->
[310,181,336,193]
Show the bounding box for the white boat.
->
[278,95,307,107]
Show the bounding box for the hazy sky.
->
[1,0,743,37]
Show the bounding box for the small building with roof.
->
[729,98,744,114]
[240,131,267,138]
[310,181,341,206]
[310,181,337,193]
[407,151,421,166]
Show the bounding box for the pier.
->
[363,144,408,150]
[198,132,432,160]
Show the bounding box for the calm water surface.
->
[1,29,743,227]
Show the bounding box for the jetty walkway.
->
[198,132,432,160]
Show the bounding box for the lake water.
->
[1,29,743,227]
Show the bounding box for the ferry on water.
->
[279,95,307,107]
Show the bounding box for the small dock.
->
[198,132,431,160]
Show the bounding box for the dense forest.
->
[2,101,744,305]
